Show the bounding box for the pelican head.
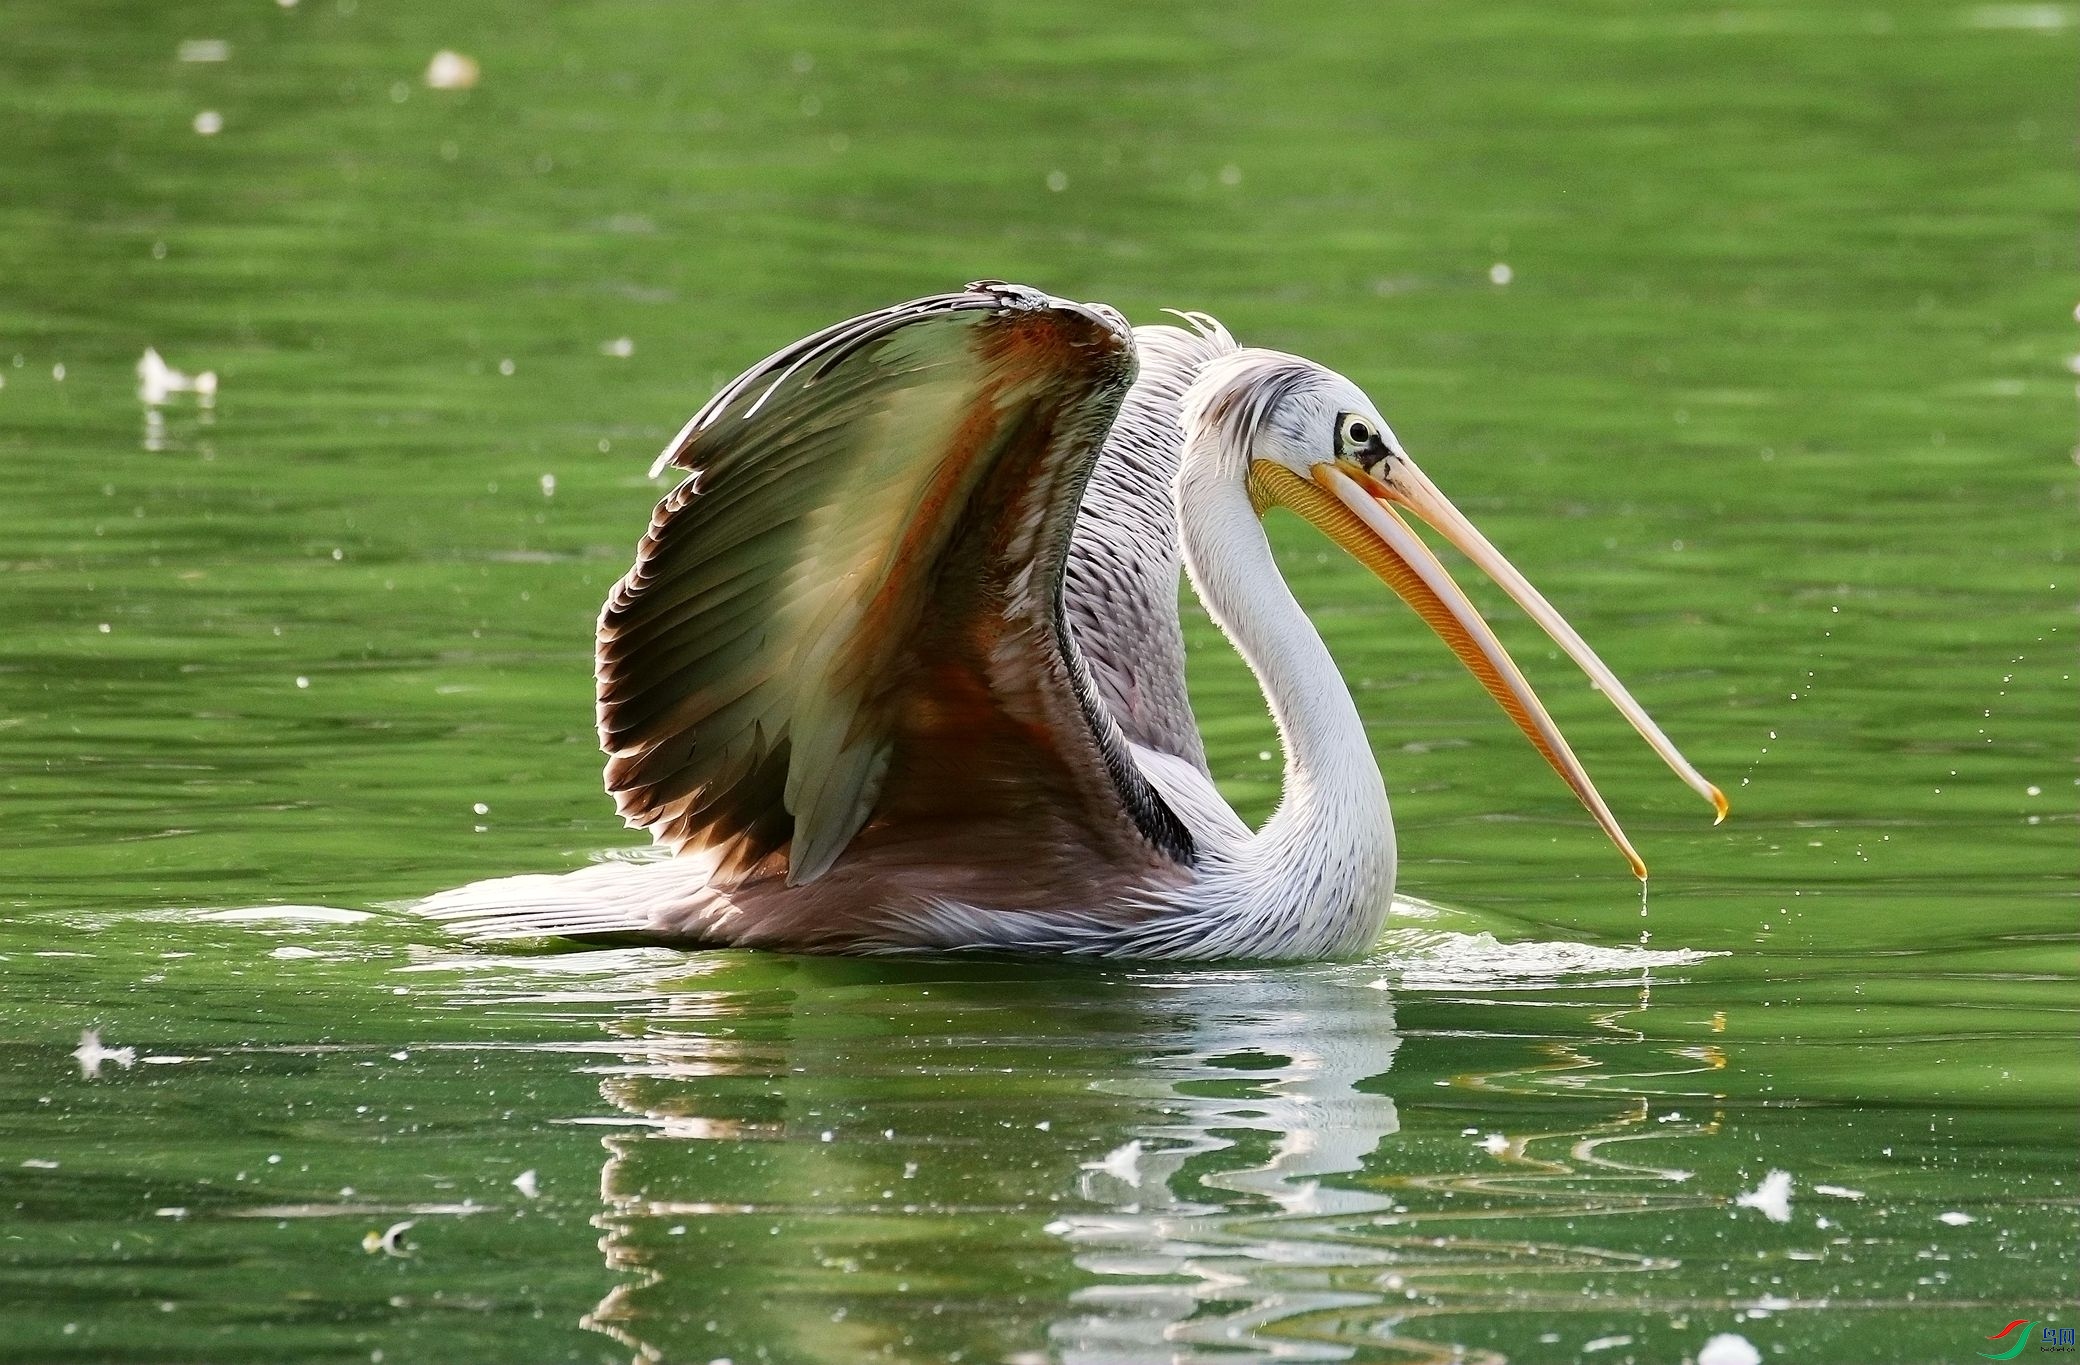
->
[1183,349,1727,880]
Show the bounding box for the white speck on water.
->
[1257,750,1273,761]
[178,39,230,62]
[600,337,634,358]
[1218,163,1243,186]
[21,1159,59,1170]
[74,1030,137,1079]
[790,50,815,74]
[1046,169,1068,192]
[52,362,66,381]
[363,1219,415,1257]
[98,623,111,634]
[155,1207,189,1219]
[1698,1332,1763,1365]
[1479,1133,1510,1154]
[2027,785,2042,796]
[295,676,309,689]
[511,1169,540,1199]
[818,1130,834,1142]
[329,547,342,560]
[472,802,489,815]
[424,50,480,90]
[1081,1140,1143,1187]
[1736,1169,1793,1222]
[1938,1210,1975,1225]
[1813,1183,1865,1199]
[1488,262,1513,285]
[192,110,223,136]
[138,348,218,407]
[269,945,321,959]
[498,358,515,376]
[1582,1336,1632,1353]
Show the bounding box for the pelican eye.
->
[1336,413,1379,460]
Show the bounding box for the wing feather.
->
[598,283,1194,890]
[1063,315,1239,767]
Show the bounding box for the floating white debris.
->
[295,676,309,690]
[1045,169,1068,192]
[1736,1170,1793,1223]
[511,1169,540,1199]
[363,1219,416,1257]
[74,1029,137,1079]
[1813,1183,1865,1200]
[137,348,217,407]
[498,358,515,376]
[1582,1336,1633,1353]
[1938,1210,1976,1226]
[600,336,634,358]
[269,945,322,960]
[539,473,556,497]
[155,1206,189,1219]
[1697,1331,1763,1365]
[1489,262,1514,286]
[472,802,489,815]
[1479,1133,1510,1154]
[424,50,479,90]
[192,110,223,136]
[177,39,230,62]
[1080,1140,1143,1187]
[21,1159,59,1170]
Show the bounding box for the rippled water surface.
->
[1,1,2073,1361]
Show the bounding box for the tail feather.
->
[416,853,715,944]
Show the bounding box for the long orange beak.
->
[1248,457,1726,880]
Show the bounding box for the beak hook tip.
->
[1708,784,1730,825]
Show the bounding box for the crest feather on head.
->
[1181,349,1337,458]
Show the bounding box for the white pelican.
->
[425,282,1724,958]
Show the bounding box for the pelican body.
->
[425,283,1722,958]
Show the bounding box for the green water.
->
[2,0,2073,1361]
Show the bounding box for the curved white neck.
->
[1175,453,1396,952]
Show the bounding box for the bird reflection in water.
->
[568,957,1725,1365]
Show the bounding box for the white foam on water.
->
[1372,929,1721,988]
[201,905,372,924]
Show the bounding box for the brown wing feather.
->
[596,283,1195,891]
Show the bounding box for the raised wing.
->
[597,283,1196,890]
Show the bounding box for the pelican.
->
[424,282,1724,958]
